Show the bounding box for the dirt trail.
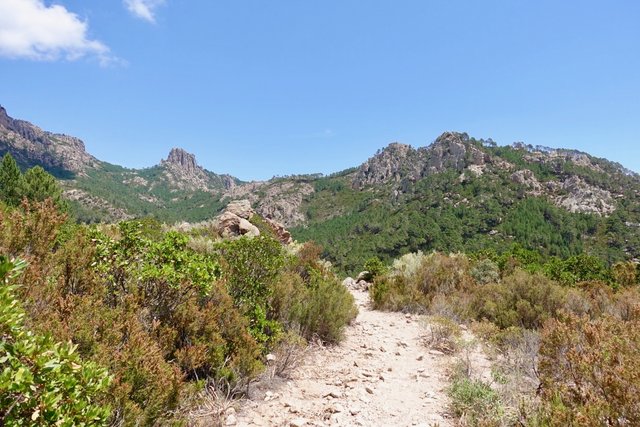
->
[233,288,454,427]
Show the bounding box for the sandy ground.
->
[230,288,455,427]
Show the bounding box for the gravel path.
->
[232,288,454,427]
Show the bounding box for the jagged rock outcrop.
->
[353,142,425,189]
[0,105,99,173]
[166,148,198,174]
[353,132,488,190]
[223,181,314,227]
[425,131,486,174]
[510,169,542,193]
[213,199,293,244]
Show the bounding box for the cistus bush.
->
[0,256,112,426]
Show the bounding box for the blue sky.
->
[0,1,639,180]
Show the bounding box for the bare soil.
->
[232,288,456,427]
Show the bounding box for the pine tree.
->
[23,165,63,205]
[0,153,24,206]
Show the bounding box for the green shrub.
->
[363,256,387,280]
[0,256,112,426]
[469,270,566,329]
[214,236,285,345]
[272,243,358,343]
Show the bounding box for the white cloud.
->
[124,0,166,23]
[0,0,116,65]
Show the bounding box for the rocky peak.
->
[165,148,198,174]
[424,131,486,173]
[0,105,11,129]
[353,142,425,189]
[353,132,489,190]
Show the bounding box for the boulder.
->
[342,277,357,289]
[226,199,254,220]
[216,211,260,239]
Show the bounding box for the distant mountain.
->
[2,105,639,271]
[0,105,99,177]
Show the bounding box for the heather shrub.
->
[537,311,640,426]
[272,242,357,343]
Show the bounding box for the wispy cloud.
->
[0,0,117,66]
[124,0,166,23]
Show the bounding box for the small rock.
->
[324,391,341,399]
[416,355,424,361]
[266,353,277,362]
[225,414,238,426]
[387,367,393,372]
[379,346,386,352]
[395,351,401,356]
[379,374,385,381]
[289,418,307,427]
[365,386,374,395]
[350,408,361,416]
[353,360,359,367]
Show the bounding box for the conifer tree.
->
[0,153,23,206]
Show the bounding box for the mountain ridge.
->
[2,104,639,271]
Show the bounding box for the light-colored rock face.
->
[223,181,315,228]
[510,169,542,193]
[353,132,487,190]
[554,176,616,215]
[353,142,425,189]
